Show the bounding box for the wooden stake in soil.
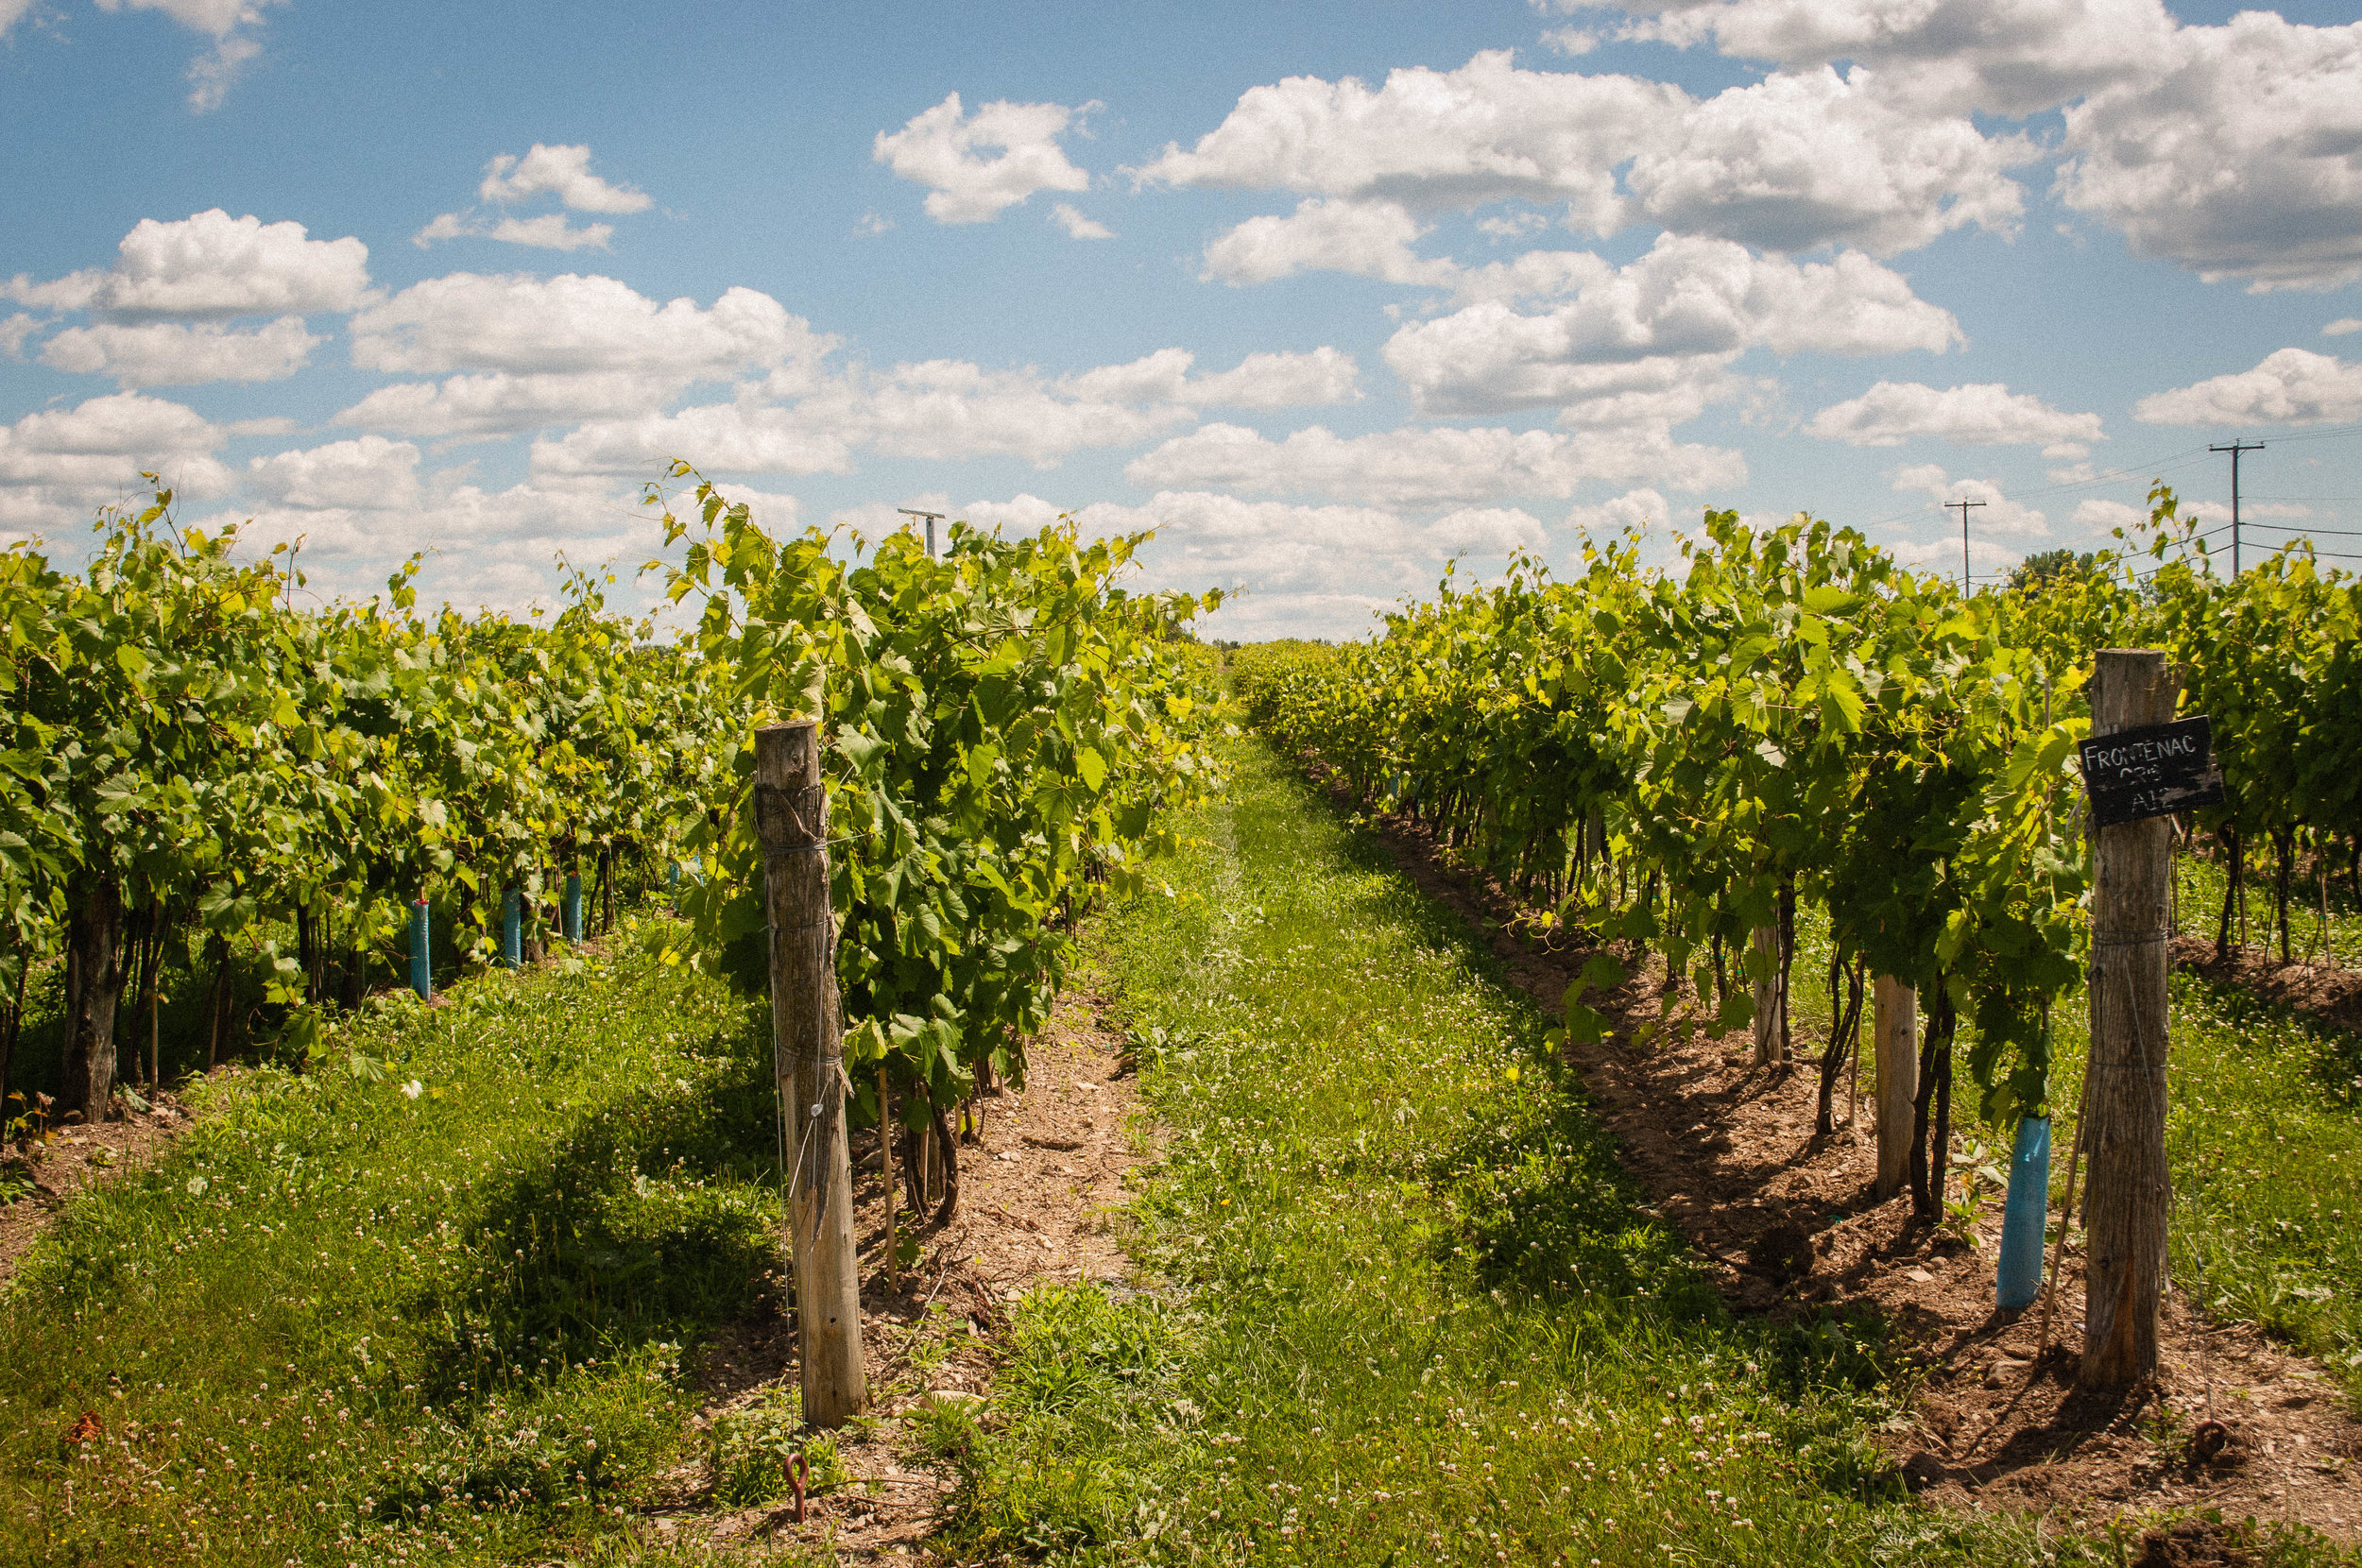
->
[879,1067,899,1289]
[1751,924,1781,1065]
[755,721,868,1428]
[2080,649,2177,1389]
[2035,1073,2092,1359]
[1873,977,1916,1202]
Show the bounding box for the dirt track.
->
[640,989,1151,1561]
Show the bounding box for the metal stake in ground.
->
[755,721,868,1427]
[2080,649,2177,1388]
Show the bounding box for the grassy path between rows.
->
[939,739,2349,1568]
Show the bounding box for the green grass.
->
[938,739,2353,1568]
[2172,846,2362,970]
[2055,976,2362,1392]
[0,926,809,1567]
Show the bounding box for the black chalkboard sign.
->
[2080,715,2225,827]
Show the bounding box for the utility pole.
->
[897,507,946,559]
[1947,498,1986,592]
[2208,441,2263,576]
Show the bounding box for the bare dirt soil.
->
[1324,769,2362,1546]
[637,988,1151,1562]
[2170,935,2362,1037]
[0,1086,199,1285]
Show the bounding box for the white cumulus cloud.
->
[1598,0,2178,118]
[1600,3,2362,292]
[4,211,370,323]
[1564,486,1674,537]
[1622,66,2029,255]
[1057,347,1361,409]
[339,275,834,437]
[1124,421,1744,507]
[1064,489,1546,639]
[1806,381,2105,450]
[1150,50,2024,260]
[2054,12,2362,291]
[415,212,618,251]
[418,145,649,251]
[1050,204,1114,240]
[336,373,684,441]
[1201,198,1458,288]
[874,93,1097,224]
[2071,498,2145,532]
[1430,505,1550,554]
[2133,348,2362,426]
[245,435,423,512]
[0,391,233,537]
[530,401,854,485]
[1137,51,1676,234]
[529,343,1361,481]
[36,315,319,387]
[1382,235,1961,419]
[477,145,652,213]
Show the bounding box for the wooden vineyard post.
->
[60,872,125,1122]
[1751,925,1781,1065]
[755,721,868,1427]
[2080,650,2176,1388]
[1873,977,1916,1202]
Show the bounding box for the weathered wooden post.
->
[1750,925,1781,1065]
[1873,977,1916,1202]
[61,873,125,1121]
[755,721,867,1426]
[2080,650,2182,1387]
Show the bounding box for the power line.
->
[2244,520,2362,537]
[2243,419,2362,447]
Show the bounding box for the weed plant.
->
[710,1388,850,1508]
[0,925,794,1566]
[942,741,2353,1567]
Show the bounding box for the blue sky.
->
[5,0,2361,636]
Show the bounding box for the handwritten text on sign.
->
[2080,714,2226,828]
